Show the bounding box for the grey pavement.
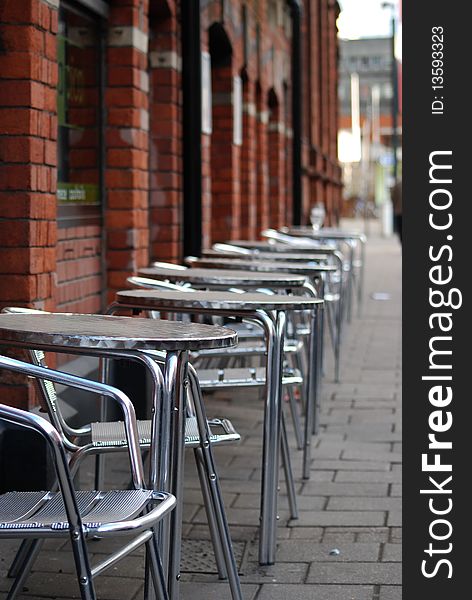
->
[0,220,402,599]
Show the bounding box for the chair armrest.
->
[0,354,146,488]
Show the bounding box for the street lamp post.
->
[382,2,399,186]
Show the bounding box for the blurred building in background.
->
[337,36,402,221]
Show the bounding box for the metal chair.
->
[0,354,175,600]
[128,276,305,450]
[1,308,243,599]
[261,228,347,379]
[125,278,304,513]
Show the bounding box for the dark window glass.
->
[57,3,103,226]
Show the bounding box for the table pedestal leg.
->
[162,351,187,600]
[258,309,286,565]
[303,303,323,479]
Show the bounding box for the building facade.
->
[0,0,341,408]
[337,37,402,204]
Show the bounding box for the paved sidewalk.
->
[0,221,402,599]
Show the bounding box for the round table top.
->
[0,313,237,352]
[227,240,337,253]
[282,227,366,241]
[138,267,307,288]
[187,258,337,275]
[202,250,330,263]
[117,289,323,311]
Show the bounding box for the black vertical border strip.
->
[403,1,470,596]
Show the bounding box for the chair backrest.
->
[126,277,193,323]
[261,229,320,248]
[0,307,90,447]
[212,243,252,255]
[151,261,187,270]
[127,276,191,292]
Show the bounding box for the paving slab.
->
[306,562,402,585]
[256,584,374,600]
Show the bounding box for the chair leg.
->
[194,446,228,579]
[280,411,298,520]
[186,386,227,579]
[95,356,111,490]
[69,535,96,600]
[144,537,169,600]
[294,343,308,414]
[7,539,35,578]
[6,539,43,600]
[286,382,303,451]
[188,367,243,600]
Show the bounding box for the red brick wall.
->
[149,4,183,262]
[0,0,342,408]
[0,0,58,408]
[210,64,241,243]
[268,94,286,229]
[255,84,270,233]
[105,0,151,303]
[56,225,102,313]
[239,78,257,240]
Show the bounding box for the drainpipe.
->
[182,0,202,256]
[287,0,303,225]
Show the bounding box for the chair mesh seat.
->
[198,367,303,388]
[92,420,152,447]
[193,338,302,358]
[91,416,240,449]
[0,490,153,532]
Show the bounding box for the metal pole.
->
[391,16,399,185]
[288,1,303,226]
[182,0,202,257]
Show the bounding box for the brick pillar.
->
[210,65,241,243]
[284,83,293,227]
[331,3,342,225]
[0,0,58,408]
[255,84,269,234]
[320,0,330,211]
[240,78,257,240]
[201,132,212,251]
[268,95,286,229]
[105,1,150,303]
[149,10,182,262]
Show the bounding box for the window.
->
[57,2,104,226]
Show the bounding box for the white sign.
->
[233,76,243,146]
[201,51,212,134]
[338,129,361,163]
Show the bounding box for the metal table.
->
[184,257,341,381]
[203,249,330,262]
[185,257,337,277]
[282,226,366,242]
[138,266,309,291]
[226,240,338,254]
[281,227,367,318]
[111,289,324,566]
[0,312,238,599]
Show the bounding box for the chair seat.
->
[192,338,302,358]
[198,366,303,388]
[0,489,153,533]
[91,416,240,449]
[323,292,341,303]
[225,322,263,339]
